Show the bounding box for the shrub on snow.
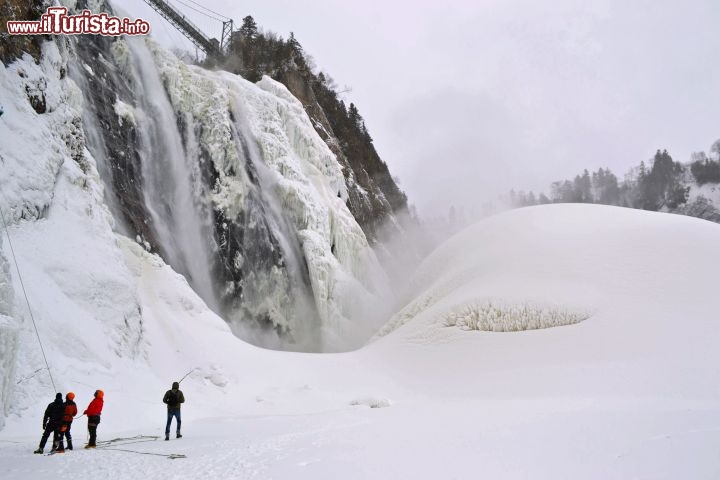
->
[443,301,588,332]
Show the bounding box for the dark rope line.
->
[94,435,184,459]
[178,367,195,384]
[96,435,160,446]
[15,367,46,385]
[96,439,159,448]
[0,204,56,392]
[98,447,186,459]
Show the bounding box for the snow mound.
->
[377,204,720,340]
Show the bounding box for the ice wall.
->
[0,40,146,426]
[0,233,18,431]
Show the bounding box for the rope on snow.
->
[94,435,185,459]
[98,447,186,460]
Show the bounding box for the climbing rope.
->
[94,435,185,459]
[178,368,196,384]
[15,367,46,385]
[96,435,160,447]
[99,447,186,459]
[0,204,56,392]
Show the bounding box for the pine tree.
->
[526,191,537,206]
[348,103,360,127]
[580,169,592,202]
[361,121,373,143]
[239,15,258,39]
[572,170,592,203]
[288,32,303,54]
[640,149,688,210]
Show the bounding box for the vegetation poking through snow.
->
[443,302,589,332]
[350,397,392,409]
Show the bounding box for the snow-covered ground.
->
[2,204,720,478]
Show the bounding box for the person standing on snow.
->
[56,392,78,452]
[162,381,185,441]
[83,389,104,448]
[34,393,65,454]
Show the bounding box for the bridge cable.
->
[181,0,231,20]
[171,0,225,22]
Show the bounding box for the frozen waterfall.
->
[62,31,395,352]
[125,37,219,312]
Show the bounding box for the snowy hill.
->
[2,204,720,478]
[378,203,719,340]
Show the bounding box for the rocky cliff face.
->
[275,68,407,241]
[226,31,409,242]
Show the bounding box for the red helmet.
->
[95,390,104,399]
[66,392,75,401]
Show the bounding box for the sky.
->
[120,0,720,217]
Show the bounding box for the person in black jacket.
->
[162,381,185,441]
[33,393,65,454]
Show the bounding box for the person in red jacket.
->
[83,389,104,448]
[56,392,78,452]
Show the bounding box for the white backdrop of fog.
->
[120,0,720,218]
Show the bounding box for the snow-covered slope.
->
[2,203,719,478]
[377,203,719,340]
[364,205,720,478]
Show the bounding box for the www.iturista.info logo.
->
[6,7,150,36]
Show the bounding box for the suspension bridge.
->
[142,0,234,57]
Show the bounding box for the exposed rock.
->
[0,0,49,64]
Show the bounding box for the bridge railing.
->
[142,0,221,56]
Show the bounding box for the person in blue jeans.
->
[162,382,185,440]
